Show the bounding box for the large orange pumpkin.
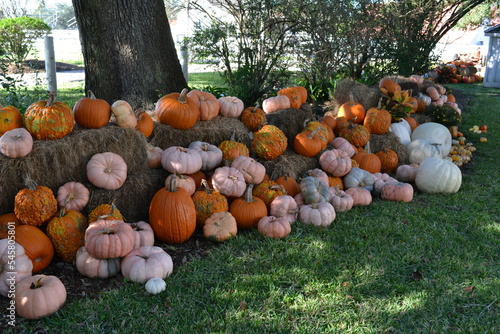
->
[155,88,199,129]
[0,213,21,239]
[337,95,366,124]
[230,183,268,230]
[149,175,197,244]
[73,90,111,129]
[0,104,23,135]
[15,225,55,273]
[24,93,74,140]
[363,106,391,135]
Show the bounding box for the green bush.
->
[0,16,51,64]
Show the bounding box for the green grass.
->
[6,83,500,333]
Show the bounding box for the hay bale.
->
[266,107,315,147]
[333,78,381,113]
[84,168,168,222]
[411,113,432,125]
[148,116,252,149]
[369,132,409,165]
[260,149,319,181]
[0,126,149,214]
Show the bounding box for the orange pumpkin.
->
[149,175,197,244]
[251,124,288,160]
[15,225,55,273]
[274,176,300,198]
[87,203,124,223]
[277,87,302,109]
[14,178,58,227]
[337,94,366,124]
[352,142,381,174]
[192,179,229,228]
[375,148,399,174]
[240,104,267,132]
[338,122,370,148]
[303,120,330,148]
[73,90,111,129]
[155,88,199,129]
[0,213,21,239]
[134,109,154,137]
[230,183,268,230]
[0,104,23,135]
[218,133,250,165]
[363,106,391,135]
[293,128,324,157]
[252,180,286,209]
[24,93,74,140]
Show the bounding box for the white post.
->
[44,35,57,93]
[181,38,188,83]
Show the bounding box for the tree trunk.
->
[72,0,187,108]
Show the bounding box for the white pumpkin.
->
[389,121,411,146]
[407,139,444,164]
[415,156,462,194]
[188,141,223,171]
[410,122,452,157]
[145,277,167,295]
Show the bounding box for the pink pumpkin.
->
[130,221,155,249]
[56,181,90,211]
[218,96,244,118]
[161,146,203,175]
[86,152,127,190]
[330,137,356,157]
[75,246,121,279]
[381,182,414,202]
[257,216,292,239]
[121,245,173,284]
[298,201,336,227]
[188,141,223,171]
[165,174,196,196]
[319,149,352,177]
[395,164,419,183]
[305,168,330,186]
[0,127,33,158]
[211,166,246,198]
[270,195,298,223]
[345,187,372,206]
[330,190,354,212]
[231,155,266,184]
[146,144,163,169]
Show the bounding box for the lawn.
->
[2,82,499,334]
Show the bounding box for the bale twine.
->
[333,79,381,114]
[84,168,168,223]
[148,116,252,149]
[260,149,319,181]
[0,126,149,214]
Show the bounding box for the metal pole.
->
[44,35,57,93]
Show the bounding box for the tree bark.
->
[72,0,187,108]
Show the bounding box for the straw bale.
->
[259,149,319,181]
[148,116,252,149]
[0,126,149,214]
[266,107,315,147]
[333,79,381,113]
[369,132,409,165]
[84,168,168,222]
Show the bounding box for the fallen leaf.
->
[465,286,475,293]
[239,301,246,310]
[411,269,423,281]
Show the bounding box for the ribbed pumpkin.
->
[186,89,220,121]
[46,207,88,263]
[240,104,267,132]
[0,104,23,135]
[218,133,250,164]
[230,183,268,230]
[274,176,299,198]
[24,93,74,140]
[375,148,399,174]
[73,90,111,129]
[338,122,370,148]
[262,95,291,114]
[251,124,287,160]
[85,219,135,259]
[192,180,229,228]
[277,87,302,109]
[155,88,199,129]
[134,109,154,137]
[252,180,286,208]
[0,213,21,239]
[363,105,391,134]
[351,142,381,174]
[14,177,57,226]
[15,224,55,273]
[0,127,33,158]
[293,128,324,157]
[149,175,197,244]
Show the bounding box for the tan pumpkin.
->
[257,216,292,239]
[230,155,266,184]
[262,95,290,114]
[203,211,238,242]
[110,100,138,129]
[85,218,135,259]
[56,181,90,212]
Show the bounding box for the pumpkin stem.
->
[200,179,213,194]
[30,277,44,289]
[22,174,38,191]
[46,92,57,107]
[178,88,189,104]
[349,92,355,106]
[96,201,117,221]
[365,141,371,154]
[243,183,255,203]
[307,127,321,139]
[88,90,97,99]
[167,174,178,192]
[252,102,260,112]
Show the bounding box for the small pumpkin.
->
[329,190,354,212]
[241,104,267,132]
[110,100,137,129]
[257,216,292,239]
[299,176,332,205]
[337,94,366,124]
[145,277,167,295]
[230,183,269,229]
[14,177,58,226]
[293,127,324,157]
[149,175,197,244]
[155,88,199,129]
[277,87,302,109]
[269,195,298,223]
[87,202,123,223]
[203,211,238,242]
[218,132,250,164]
[343,167,375,192]
[134,109,154,137]
[330,137,356,157]
[75,246,121,279]
[379,77,401,97]
[0,104,23,135]
[351,142,381,174]
[56,181,90,212]
[262,95,291,114]
[252,180,287,209]
[389,121,411,146]
[395,164,419,183]
[188,141,223,171]
[338,122,370,148]
[165,174,196,196]
[87,152,128,190]
[15,224,55,273]
[407,139,443,164]
[161,146,203,175]
[15,275,67,320]
[218,96,245,118]
[192,179,229,228]
[0,240,33,297]
[375,148,399,174]
[85,218,135,259]
[121,245,173,284]
[130,221,155,249]
[146,144,163,169]
[73,90,111,129]
[363,104,391,134]
[211,166,246,198]
[24,92,74,140]
[274,176,299,198]
[187,89,220,121]
[299,202,336,227]
[0,127,33,158]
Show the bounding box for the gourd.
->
[15,275,67,320]
[379,77,401,97]
[410,122,452,157]
[251,124,288,160]
[203,211,238,242]
[145,277,167,295]
[155,88,199,129]
[161,146,203,175]
[73,90,111,129]
[415,156,462,194]
[252,180,287,208]
[110,100,137,129]
[218,133,250,164]
[0,127,33,158]
[257,216,292,239]
[121,246,173,284]
[338,122,370,148]
[299,202,336,227]
[363,104,391,134]
[87,152,128,190]
[75,246,121,279]
[149,175,197,244]
[0,240,33,297]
